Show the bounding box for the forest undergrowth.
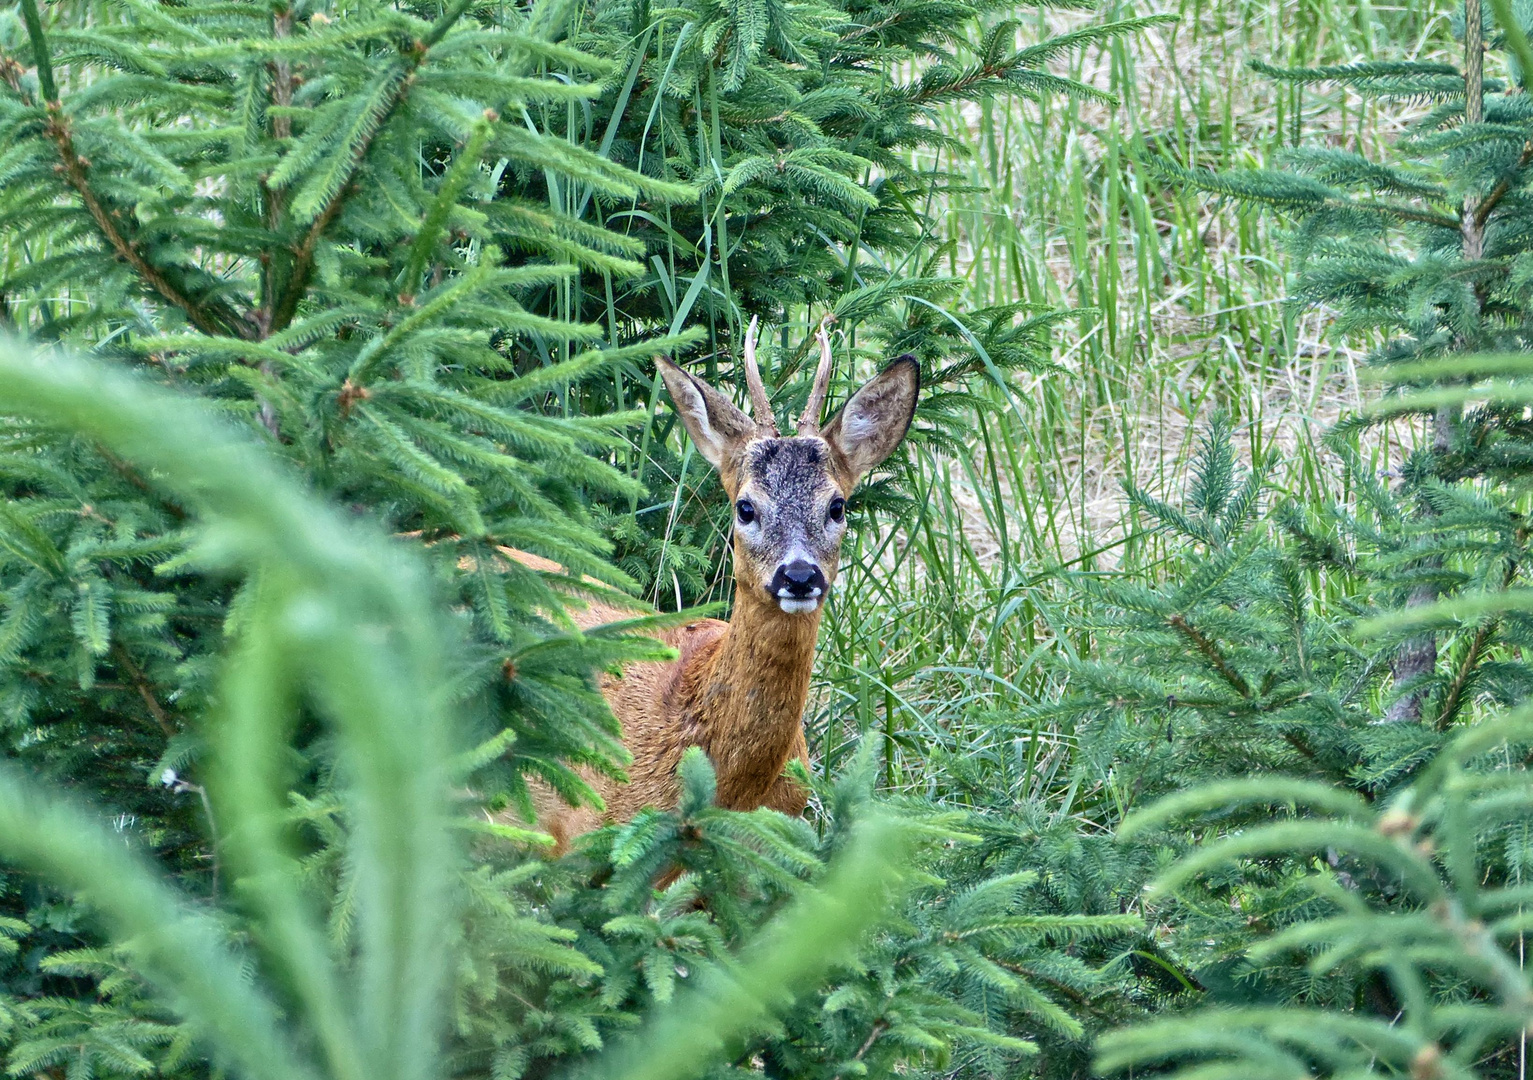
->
[4,0,1533,1075]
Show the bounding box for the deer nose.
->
[771,559,826,600]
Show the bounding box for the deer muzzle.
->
[770,559,827,614]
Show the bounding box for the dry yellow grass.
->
[908,0,1455,570]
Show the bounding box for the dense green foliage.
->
[9,0,1533,1075]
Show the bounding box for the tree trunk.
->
[1387,1,1482,723]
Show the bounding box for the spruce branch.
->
[1434,559,1518,730]
[97,445,187,521]
[1153,159,1463,229]
[266,0,476,335]
[267,69,406,333]
[1166,614,1252,698]
[1248,58,1470,100]
[1353,199,1462,230]
[894,18,1174,111]
[402,116,494,296]
[1433,618,1496,731]
[19,6,251,339]
[43,107,252,339]
[840,12,905,41]
[850,1019,888,1064]
[267,177,352,334]
[1250,58,1462,81]
[110,642,176,738]
[1471,139,1533,229]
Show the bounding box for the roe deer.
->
[528,318,918,851]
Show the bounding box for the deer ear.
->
[821,356,919,483]
[657,358,755,470]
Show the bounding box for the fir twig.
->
[267,0,477,335]
[1166,614,1252,698]
[110,643,176,738]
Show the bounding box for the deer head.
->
[657,317,919,616]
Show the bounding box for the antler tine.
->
[741,315,779,435]
[797,314,836,435]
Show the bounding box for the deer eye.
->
[828,497,846,524]
[736,499,757,525]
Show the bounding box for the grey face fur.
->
[732,438,847,614]
[656,353,921,617]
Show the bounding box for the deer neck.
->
[686,588,822,808]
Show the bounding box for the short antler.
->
[797,314,836,436]
[741,315,779,435]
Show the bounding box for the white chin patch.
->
[777,598,820,615]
